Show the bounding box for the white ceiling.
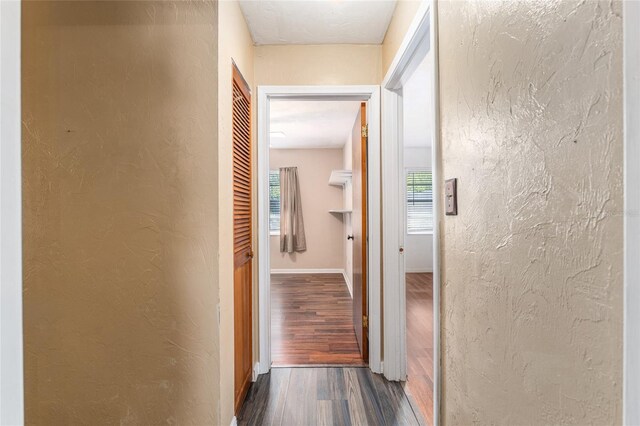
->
[239,0,397,45]
[269,100,361,149]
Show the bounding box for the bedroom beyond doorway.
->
[265,99,369,367]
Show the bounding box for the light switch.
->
[445,178,457,215]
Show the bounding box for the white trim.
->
[367,87,383,374]
[257,88,271,375]
[382,1,432,90]
[624,1,640,424]
[381,87,406,381]
[0,1,24,424]
[252,362,260,383]
[257,85,382,375]
[342,270,353,298]
[430,4,442,424]
[270,268,345,274]
[230,416,238,426]
[381,1,441,425]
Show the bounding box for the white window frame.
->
[405,167,433,236]
[268,170,280,236]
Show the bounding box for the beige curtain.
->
[280,167,306,253]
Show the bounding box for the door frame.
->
[256,85,382,375]
[381,0,441,424]
[0,1,24,424]
[231,63,254,414]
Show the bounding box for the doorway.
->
[256,86,382,375]
[268,99,365,366]
[400,53,435,424]
[381,1,440,425]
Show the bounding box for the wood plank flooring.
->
[238,367,420,426]
[405,273,434,425]
[271,273,365,366]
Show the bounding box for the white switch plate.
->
[445,178,457,215]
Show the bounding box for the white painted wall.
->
[624,1,640,424]
[0,1,24,424]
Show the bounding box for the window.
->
[269,170,280,234]
[406,169,433,234]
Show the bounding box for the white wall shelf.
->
[328,170,352,186]
[329,170,352,215]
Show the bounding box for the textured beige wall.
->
[254,44,382,86]
[381,0,420,78]
[217,1,254,423]
[438,1,623,424]
[22,1,220,424]
[270,149,345,270]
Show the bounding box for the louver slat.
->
[232,75,252,267]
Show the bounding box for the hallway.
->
[4,0,632,424]
[237,367,421,426]
[271,273,364,366]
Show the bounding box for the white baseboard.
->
[342,270,353,298]
[230,416,237,426]
[270,268,344,274]
[252,362,260,382]
[405,268,433,273]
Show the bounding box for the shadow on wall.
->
[22,2,220,424]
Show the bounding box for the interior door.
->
[352,102,368,362]
[232,65,253,414]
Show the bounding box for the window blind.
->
[269,170,280,233]
[406,170,433,234]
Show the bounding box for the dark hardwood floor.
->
[405,273,434,425]
[238,367,420,426]
[271,273,365,366]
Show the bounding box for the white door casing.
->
[0,0,25,424]
[381,1,441,424]
[256,85,382,375]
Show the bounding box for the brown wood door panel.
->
[232,64,252,414]
[234,263,252,411]
[352,102,368,362]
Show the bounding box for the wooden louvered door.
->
[232,64,253,414]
